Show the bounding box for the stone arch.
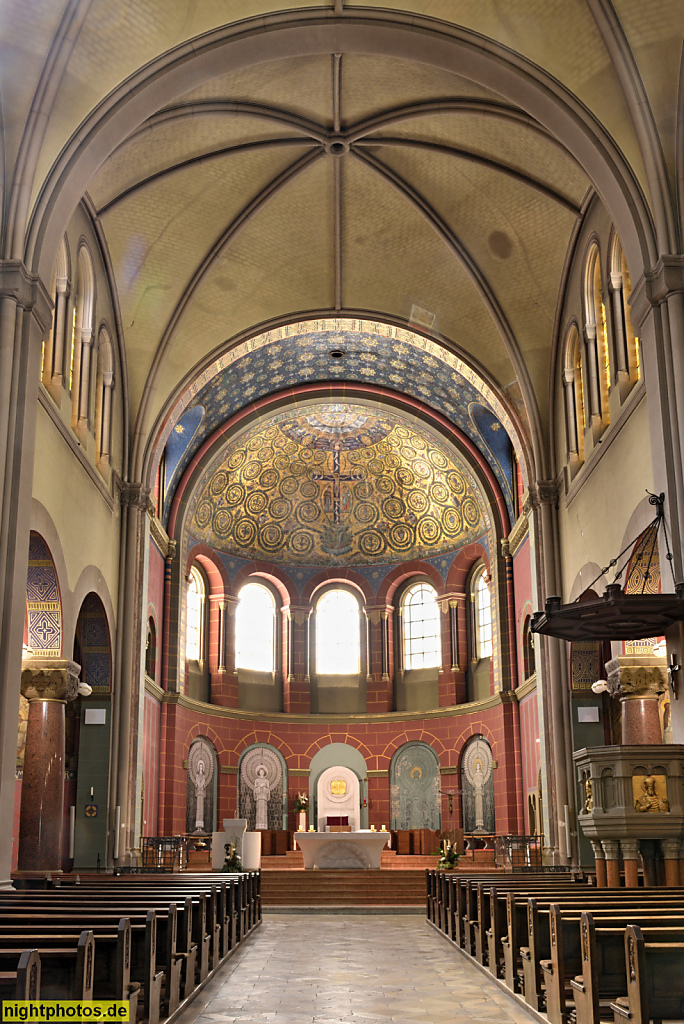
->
[460,734,495,834]
[186,736,217,834]
[389,741,441,831]
[308,742,368,831]
[74,592,111,693]
[238,743,287,830]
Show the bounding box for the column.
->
[17,659,80,873]
[563,368,579,458]
[111,483,150,866]
[605,656,667,743]
[211,595,238,707]
[601,839,621,888]
[620,838,640,888]
[590,839,607,888]
[528,481,574,864]
[661,839,681,887]
[0,263,52,888]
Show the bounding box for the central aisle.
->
[178,915,534,1024]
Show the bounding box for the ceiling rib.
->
[125,101,328,144]
[97,138,318,215]
[352,145,543,461]
[132,148,323,459]
[354,137,581,213]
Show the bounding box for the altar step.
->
[260,868,427,906]
[260,849,441,870]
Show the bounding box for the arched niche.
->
[25,532,62,657]
[390,741,441,831]
[309,743,368,830]
[238,744,287,830]
[186,736,217,835]
[460,735,495,834]
[72,592,112,869]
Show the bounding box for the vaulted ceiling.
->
[3,0,683,482]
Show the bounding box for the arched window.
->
[609,234,640,384]
[95,325,114,471]
[71,246,95,435]
[42,236,70,402]
[235,582,276,673]
[402,582,440,670]
[145,617,157,680]
[522,615,536,680]
[186,565,206,663]
[316,589,360,674]
[471,566,492,660]
[563,324,585,466]
[583,244,610,429]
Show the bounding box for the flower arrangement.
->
[293,792,309,814]
[222,841,243,872]
[438,839,460,871]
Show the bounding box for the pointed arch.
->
[582,242,610,432]
[95,324,115,473]
[562,322,585,466]
[609,232,640,387]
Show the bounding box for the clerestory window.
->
[235,582,276,673]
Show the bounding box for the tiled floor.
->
[179,915,535,1024]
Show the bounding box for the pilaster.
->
[0,261,52,888]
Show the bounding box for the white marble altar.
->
[296,830,389,869]
[211,817,247,870]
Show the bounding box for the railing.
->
[141,836,189,872]
[494,833,560,871]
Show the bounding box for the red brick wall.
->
[158,697,523,834]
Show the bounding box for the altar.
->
[295,830,389,869]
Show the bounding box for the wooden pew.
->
[539,904,684,1024]
[611,925,684,1024]
[0,911,162,1024]
[501,890,684,994]
[571,914,684,1024]
[0,949,40,1000]
[0,918,143,1020]
[0,931,94,1001]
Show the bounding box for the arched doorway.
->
[309,743,368,831]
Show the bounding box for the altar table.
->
[296,830,389,869]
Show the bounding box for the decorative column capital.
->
[0,260,53,333]
[630,255,684,326]
[120,482,151,511]
[605,655,667,699]
[620,838,640,860]
[524,481,558,513]
[21,658,80,703]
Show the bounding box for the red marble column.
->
[602,840,621,888]
[17,659,79,873]
[590,841,607,887]
[621,696,663,744]
[621,839,639,887]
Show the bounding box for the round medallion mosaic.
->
[189,402,488,565]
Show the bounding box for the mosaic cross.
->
[312,447,363,524]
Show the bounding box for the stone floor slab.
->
[176,917,536,1024]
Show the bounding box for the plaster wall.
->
[558,395,652,601]
[32,402,121,617]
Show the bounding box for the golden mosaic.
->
[188,403,489,565]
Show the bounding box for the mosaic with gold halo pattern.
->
[189,404,489,565]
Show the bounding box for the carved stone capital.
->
[605,655,667,699]
[0,260,53,333]
[21,658,80,703]
[630,255,684,327]
[601,839,620,860]
[661,838,682,860]
[620,838,640,860]
[524,481,558,513]
[120,482,151,511]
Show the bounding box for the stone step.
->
[260,868,427,905]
